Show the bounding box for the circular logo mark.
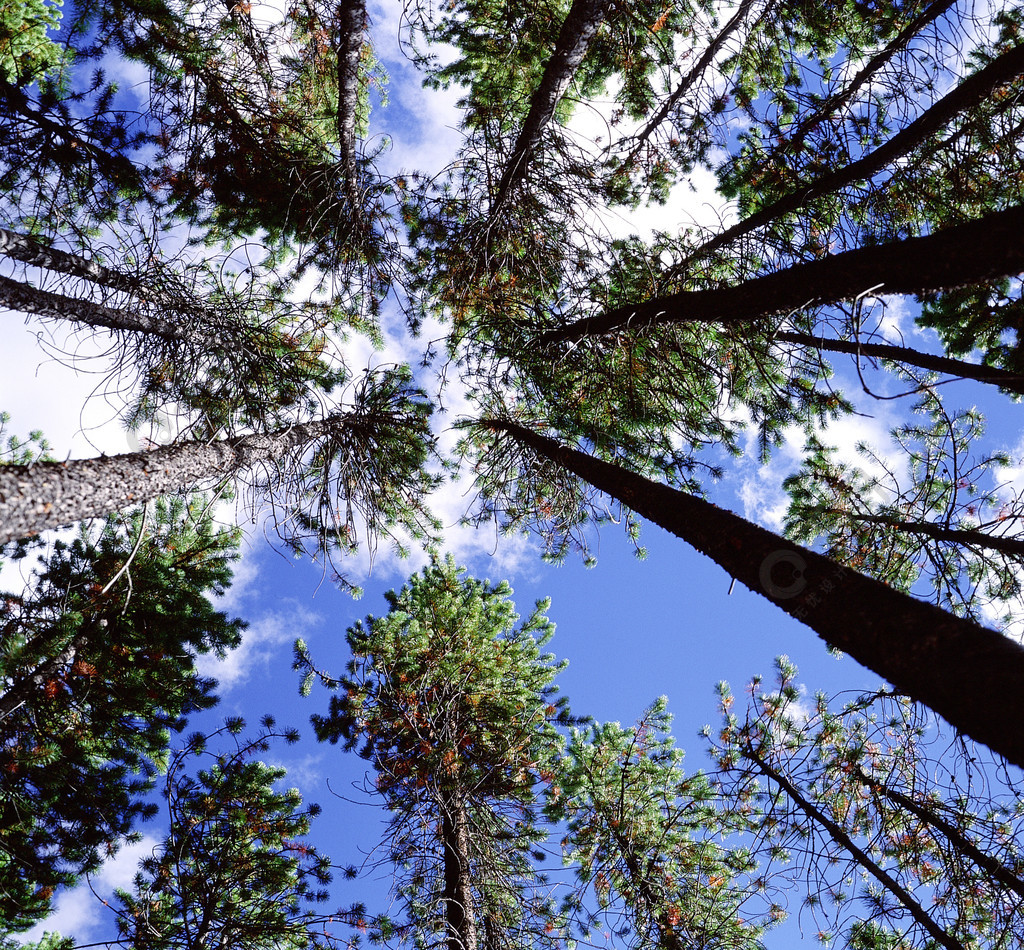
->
[127,408,179,453]
[759,550,808,600]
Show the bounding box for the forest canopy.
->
[3,0,1024,944]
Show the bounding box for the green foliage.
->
[297,556,571,949]
[553,699,771,950]
[109,718,334,950]
[0,412,51,465]
[707,659,1024,950]
[0,496,244,931]
[0,0,65,85]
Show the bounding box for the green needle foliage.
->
[109,718,334,950]
[0,496,244,932]
[552,699,771,950]
[295,557,573,950]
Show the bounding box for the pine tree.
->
[295,558,572,950]
[108,718,335,950]
[0,495,244,932]
[706,658,1024,950]
[553,699,770,950]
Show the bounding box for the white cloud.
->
[16,835,160,946]
[198,603,322,692]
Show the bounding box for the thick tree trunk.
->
[743,746,965,950]
[0,418,336,544]
[482,419,1024,769]
[441,794,478,950]
[488,0,612,218]
[679,36,1024,268]
[0,273,215,345]
[774,330,1024,395]
[335,0,366,203]
[537,204,1024,344]
[0,228,143,294]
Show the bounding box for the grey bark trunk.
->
[537,203,1024,344]
[0,418,334,544]
[0,273,215,346]
[335,0,366,203]
[483,419,1024,769]
[0,228,143,294]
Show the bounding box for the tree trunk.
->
[537,203,1024,344]
[0,273,215,345]
[743,745,965,950]
[850,765,1024,901]
[441,794,478,950]
[620,0,763,169]
[0,418,339,544]
[335,0,366,203]
[838,510,1024,559]
[488,0,612,218]
[774,330,1024,395]
[0,228,144,294]
[679,36,1024,268]
[482,419,1024,769]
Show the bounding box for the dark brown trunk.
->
[774,330,1024,395]
[0,418,336,544]
[441,794,478,950]
[678,39,1024,268]
[482,420,1024,769]
[488,0,612,218]
[743,746,965,950]
[840,511,1024,559]
[537,204,1024,345]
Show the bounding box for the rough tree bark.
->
[537,204,1024,344]
[0,417,341,543]
[488,0,612,219]
[481,419,1024,769]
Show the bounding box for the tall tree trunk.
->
[481,419,1024,769]
[488,0,612,219]
[441,793,478,950]
[834,510,1024,559]
[335,0,366,204]
[677,37,1024,269]
[537,203,1024,344]
[620,0,765,169]
[0,273,216,345]
[743,746,965,950]
[0,417,344,544]
[0,228,143,294]
[774,330,1024,395]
